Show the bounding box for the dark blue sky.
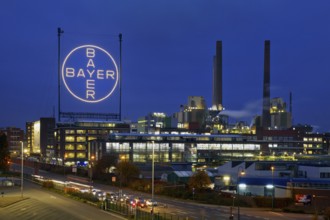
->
[1,1,330,132]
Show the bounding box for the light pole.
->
[151,141,155,220]
[20,141,24,198]
[231,195,235,219]
[271,166,275,210]
[63,153,67,176]
[89,155,95,191]
[119,154,125,198]
[237,166,245,220]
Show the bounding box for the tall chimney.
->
[262,40,271,128]
[212,41,223,110]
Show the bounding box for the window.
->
[65,136,75,142]
[65,144,75,150]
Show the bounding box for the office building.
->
[54,121,130,166]
[0,127,24,157]
[26,117,55,160]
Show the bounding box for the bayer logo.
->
[61,45,119,103]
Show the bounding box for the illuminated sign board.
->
[61,45,119,103]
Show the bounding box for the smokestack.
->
[212,41,223,110]
[262,40,271,128]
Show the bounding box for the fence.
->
[104,200,193,220]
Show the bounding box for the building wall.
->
[0,127,24,157]
[55,121,130,166]
[137,112,167,133]
[26,117,55,159]
[298,165,330,179]
[240,185,288,198]
[40,118,55,158]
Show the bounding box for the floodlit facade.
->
[26,117,55,159]
[270,97,292,129]
[175,96,207,131]
[137,112,168,133]
[216,161,330,198]
[54,121,130,166]
[90,133,262,164]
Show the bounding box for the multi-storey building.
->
[175,96,207,131]
[0,127,24,157]
[137,112,167,133]
[26,117,55,160]
[270,97,292,129]
[90,132,261,165]
[89,130,330,166]
[54,121,130,166]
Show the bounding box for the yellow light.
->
[223,176,230,181]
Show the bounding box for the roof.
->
[173,171,214,178]
[174,171,194,177]
[240,177,330,187]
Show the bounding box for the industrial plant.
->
[2,40,330,205]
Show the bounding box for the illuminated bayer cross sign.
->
[61,45,119,103]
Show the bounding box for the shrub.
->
[324,207,330,220]
[254,196,292,208]
[42,180,54,189]
[65,189,99,203]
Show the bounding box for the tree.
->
[116,161,140,186]
[0,132,10,173]
[188,170,212,191]
[93,153,118,178]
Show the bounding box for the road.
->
[0,180,125,220]
[10,163,323,220]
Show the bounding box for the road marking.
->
[50,195,57,199]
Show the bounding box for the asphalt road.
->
[0,181,126,220]
[9,163,324,220]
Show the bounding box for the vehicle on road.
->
[146,199,158,207]
[136,199,147,208]
[126,198,137,208]
[296,194,312,205]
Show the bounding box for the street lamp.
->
[20,141,24,198]
[237,166,245,220]
[271,166,275,210]
[89,155,95,191]
[63,153,67,176]
[151,141,155,220]
[119,154,125,198]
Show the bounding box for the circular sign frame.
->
[61,45,119,103]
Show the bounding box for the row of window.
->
[111,135,258,142]
[64,152,86,159]
[303,137,323,142]
[65,136,97,142]
[65,144,86,151]
[292,182,330,189]
[105,142,260,151]
[320,172,330,178]
[263,136,294,141]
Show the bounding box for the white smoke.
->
[219,99,262,119]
